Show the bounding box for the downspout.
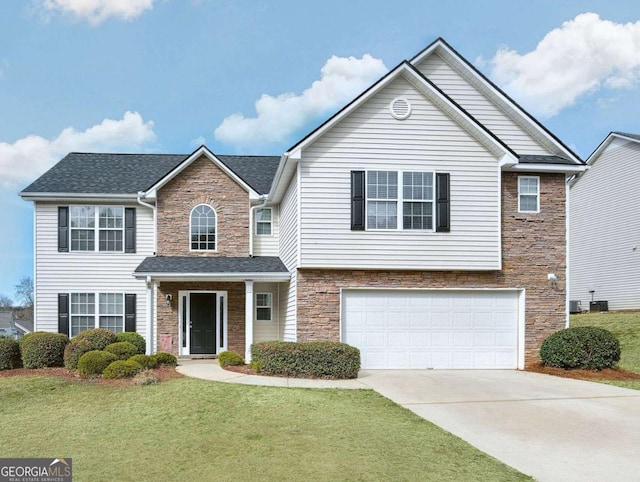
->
[137,191,157,254]
[249,194,269,257]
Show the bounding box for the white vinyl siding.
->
[570,139,640,310]
[34,202,152,337]
[299,76,501,270]
[278,174,299,341]
[253,206,279,256]
[416,52,549,156]
[253,282,280,342]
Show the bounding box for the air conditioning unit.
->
[569,300,581,314]
[589,301,609,312]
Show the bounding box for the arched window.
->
[190,204,216,251]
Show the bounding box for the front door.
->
[189,293,217,354]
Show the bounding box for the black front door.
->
[190,293,217,354]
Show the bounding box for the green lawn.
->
[570,311,640,389]
[0,376,530,482]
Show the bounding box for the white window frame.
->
[255,293,273,322]
[255,208,273,236]
[69,205,125,253]
[365,170,435,231]
[190,204,217,252]
[518,176,540,213]
[69,292,125,337]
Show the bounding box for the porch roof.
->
[134,256,291,282]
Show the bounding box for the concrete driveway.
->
[358,370,640,482]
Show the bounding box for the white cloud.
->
[485,13,640,118]
[214,54,388,147]
[34,0,155,25]
[0,111,156,188]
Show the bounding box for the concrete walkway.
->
[177,360,640,482]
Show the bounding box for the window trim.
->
[69,205,125,253]
[365,170,435,232]
[518,176,540,213]
[255,207,273,236]
[255,292,273,322]
[190,204,218,252]
[69,292,125,337]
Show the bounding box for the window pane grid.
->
[256,208,272,236]
[70,206,124,252]
[256,293,272,321]
[403,202,433,230]
[518,177,539,212]
[191,205,216,250]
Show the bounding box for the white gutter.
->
[249,194,269,257]
[137,191,157,254]
[506,163,587,174]
[133,272,291,282]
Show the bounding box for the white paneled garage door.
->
[342,290,520,369]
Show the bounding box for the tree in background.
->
[0,294,12,308]
[14,276,33,320]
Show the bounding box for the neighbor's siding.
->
[570,139,640,310]
[253,206,279,256]
[34,202,152,337]
[278,173,299,341]
[416,52,548,156]
[298,75,501,270]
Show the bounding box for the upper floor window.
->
[70,206,124,252]
[255,208,272,236]
[518,176,540,213]
[191,204,216,251]
[366,171,434,230]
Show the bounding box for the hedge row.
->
[251,341,360,379]
[540,326,620,370]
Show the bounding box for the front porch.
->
[134,256,291,360]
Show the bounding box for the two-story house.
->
[21,38,586,369]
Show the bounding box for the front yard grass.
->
[0,375,530,481]
[571,311,640,390]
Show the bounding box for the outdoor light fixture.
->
[165,294,173,306]
[547,273,558,283]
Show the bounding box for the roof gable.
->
[586,132,640,166]
[410,38,582,164]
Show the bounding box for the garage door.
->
[342,290,519,369]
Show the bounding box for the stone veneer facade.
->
[295,172,567,367]
[154,154,252,355]
[156,154,250,257]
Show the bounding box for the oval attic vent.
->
[390,97,411,120]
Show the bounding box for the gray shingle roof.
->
[21,152,280,196]
[518,155,576,165]
[134,256,289,275]
[613,132,640,142]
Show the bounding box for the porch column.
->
[145,277,155,355]
[245,280,254,362]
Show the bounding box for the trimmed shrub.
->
[217,351,244,368]
[74,328,117,351]
[0,336,22,370]
[103,360,143,379]
[77,350,118,378]
[20,332,69,369]
[116,332,146,354]
[133,369,160,386]
[64,339,93,371]
[128,354,157,370]
[151,352,177,367]
[104,342,138,361]
[251,341,360,379]
[540,326,621,370]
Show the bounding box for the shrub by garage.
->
[20,332,69,369]
[540,326,621,370]
[251,341,360,379]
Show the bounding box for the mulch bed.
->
[0,366,183,386]
[526,363,640,381]
[223,364,258,375]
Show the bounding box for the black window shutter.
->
[125,208,136,253]
[435,173,450,233]
[124,294,136,332]
[351,171,365,231]
[58,207,69,252]
[58,293,69,335]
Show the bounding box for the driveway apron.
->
[357,370,640,482]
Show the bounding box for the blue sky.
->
[2,0,640,302]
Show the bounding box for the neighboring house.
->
[21,38,585,369]
[570,132,640,311]
[0,309,31,339]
